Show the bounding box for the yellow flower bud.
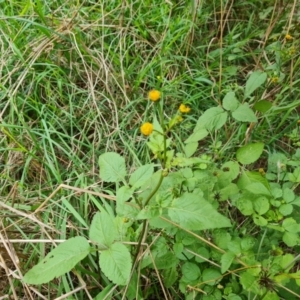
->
[148,89,161,102]
[179,104,191,113]
[140,122,153,136]
[285,34,293,40]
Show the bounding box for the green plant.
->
[23,86,300,299]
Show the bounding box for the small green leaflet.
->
[23,236,90,284]
[99,242,132,285]
[99,152,127,182]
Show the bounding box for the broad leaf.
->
[99,242,132,285]
[129,164,154,188]
[254,100,272,113]
[232,104,257,122]
[182,262,201,281]
[168,193,231,230]
[23,237,90,284]
[236,142,264,165]
[99,152,126,182]
[253,196,270,215]
[245,71,267,97]
[223,91,239,111]
[196,107,228,131]
[221,252,235,273]
[185,128,208,143]
[89,211,117,248]
[184,142,198,158]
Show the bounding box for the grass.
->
[0,0,300,299]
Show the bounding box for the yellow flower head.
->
[285,34,293,40]
[140,122,153,136]
[271,76,279,83]
[179,104,191,113]
[148,89,161,102]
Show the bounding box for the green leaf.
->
[154,252,179,269]
[202,268,221,286]
[236,142,264,165]
[282,218,300,233]
[99,152,126,182]
[232,104,257,122]
[221,252,235,273]
[254,100,272,113]
[227,239,242,255]
[221,161,240,181]
[283,188,295,203]
[282,232,299,247]
[184,142,198,158]
[89,211,117,248]
[94,283,114,300]
[236,198,254,216]
[129,164,154,188]
[253,214,268,226]
[245,182,271,196]
[162,267,178,288]
[182,262,201,281]
[253,197,270,215]
[100,242,132,285]
[116,186,133,203]
[23,237,90,284]
[185,128,208,143]
[279,204,293,216]
[196,107,228,131]
[168,193,231,230]
[245,71,267,97]
[223,92,239,111]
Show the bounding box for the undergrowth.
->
[0,0,299,299]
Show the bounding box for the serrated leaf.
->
[23,237,90,284]
[245,183,271,196]
[89,211,117,248]
[100,242,132,285]
[196,107,228,131]
[282,218,300,233]
[182,262,201,281]
[223,91,239,111]
[245,71,267,97]
[232,104,257,122]
[185,128,208,143]
[254,100,272,113]
[279,204,293,216]
[221,161,240,181]
[221,252,235,273]
[283,188,295,203]
[99,152,126,182]
[253,196,270,215]
[129,164,154,188]
[168,193,231,230]
[202,268,221,286]
[116,186,133,203]
[236,143,264,165]
[282,232,299,247]
[253,214,268,226]
[236,198,253,216]
[184,142,198,158]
